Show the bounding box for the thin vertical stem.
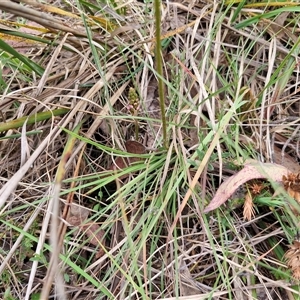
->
[154,0,168,149]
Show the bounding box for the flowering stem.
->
[154,0,168,149]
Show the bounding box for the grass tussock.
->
[1,0,300,299]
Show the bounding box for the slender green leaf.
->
[235,6,300,29]
[0,39,44,75]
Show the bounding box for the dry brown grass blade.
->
[178,260,202,296]
[19,0,117,29]
[40,121,82,299]
[0,2,87,37]
[0,201,44,275]
[34,33,70,96]
[0,126,59,208]
[19,0,82,19]
[66,79,129,167]
[167,101,236,240]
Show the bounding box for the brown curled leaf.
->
[125,140,146,153]
[67,204,105,258]
[203,162,289,213]
[81,223,105,258]
[108,140,146,178]
[68,204,90,226]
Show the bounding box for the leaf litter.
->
[204,162,289,213]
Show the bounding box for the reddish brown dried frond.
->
[282,173,300,205]
[285,240,300,280]
[283,173,300,192]
[249,182,264,195]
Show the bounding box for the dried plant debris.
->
[108,140,147,179]
[2,0,300,298]
[282,174,300,280]
[249,182,265,196]
[243,191,255,221]
[285,240,300,280]
[204,162,288,213]
[67,204,105,259]
[283,173,300,203]
[243,181,265,221]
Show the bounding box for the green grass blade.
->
[235,6,300,29]
[0,39,44,76]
